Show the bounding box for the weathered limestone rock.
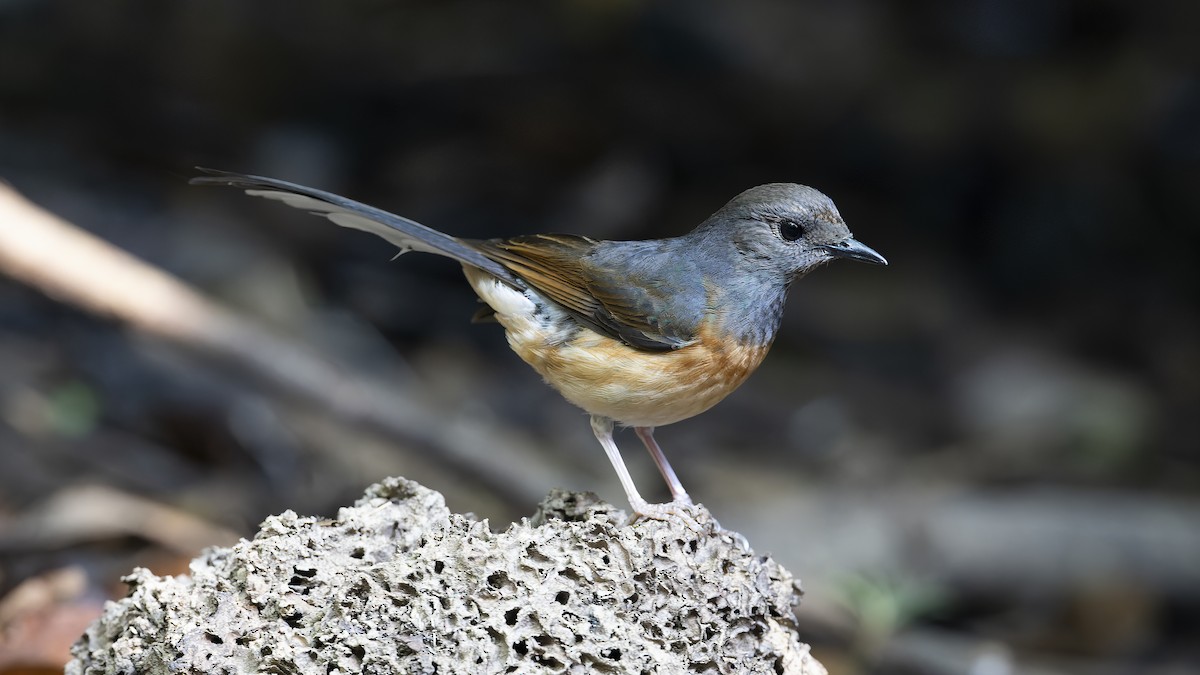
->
[67,477,825,674]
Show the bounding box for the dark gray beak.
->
[821,238,888,266]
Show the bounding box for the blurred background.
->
[0,1,1197,673]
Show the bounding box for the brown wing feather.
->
[472,234,691,350]
[473,234,602,319]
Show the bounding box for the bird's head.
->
[697,183,887,282]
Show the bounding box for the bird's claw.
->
[627,499,714,532]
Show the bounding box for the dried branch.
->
[0,181,563,505]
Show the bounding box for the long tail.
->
[190,168,520,287]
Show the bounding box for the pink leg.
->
[634,427,692,505]
[590,415,652,514]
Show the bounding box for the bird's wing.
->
[190,168,520,286]
[475,235,697,351]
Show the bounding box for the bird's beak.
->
[821,238,888,266]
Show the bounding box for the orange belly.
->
[519,324,770,427]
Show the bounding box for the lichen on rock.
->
[67,477,825,674]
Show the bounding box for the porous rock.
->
[67,477,825,674]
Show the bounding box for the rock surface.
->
[66,477,825,674]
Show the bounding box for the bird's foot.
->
[627,498,712,532]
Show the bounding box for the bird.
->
[191,169,887,520]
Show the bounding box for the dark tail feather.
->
[191,168,520,286]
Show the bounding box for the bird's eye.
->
[779,219,803,242]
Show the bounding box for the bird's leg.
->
[634,426,692,505]
[590,415,655,515]
[591,416,700,523]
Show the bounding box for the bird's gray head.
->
[694,183,887,282]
